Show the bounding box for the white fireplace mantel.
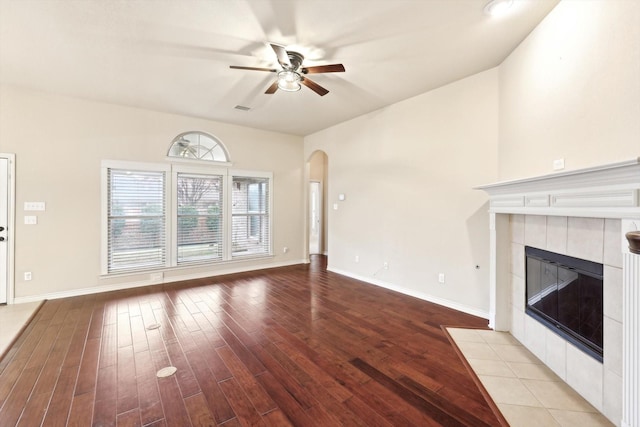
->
[476,158,640,427]
[475,158,640,219]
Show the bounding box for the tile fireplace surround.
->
[476,159,640,427]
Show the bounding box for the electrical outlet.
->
[283,246,289,253]
[149,272,163,282]
[553,158,565,171]
[24,272,32,281]
[383,261,389,270]
[438,273,445,284]
[355,255,359,263]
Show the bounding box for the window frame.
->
[167,131,231,164]
[170,164,229,267]
[230,170,273,260]
[101,161,273,275]
[101,160,171,274]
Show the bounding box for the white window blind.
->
[176,173,224,263]
[103,160,274,275]
[107,169,166,272]
[231,176,270,258]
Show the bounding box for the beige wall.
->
[0,85,304,300]
[499,0,640,180]
[304,68,499,316]
[3,0,634,316]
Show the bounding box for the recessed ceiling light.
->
[484,0,514,16]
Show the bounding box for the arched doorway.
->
[307,151,328,256]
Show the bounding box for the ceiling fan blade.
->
[265,81,279,94]
[230,65,278,72]
[302,64,345,74]
[270,43,291,68]
[301,77,329,96]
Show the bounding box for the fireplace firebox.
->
[525,246,603,361]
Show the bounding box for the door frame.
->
[308,180,323,255]
[0,153,16,304]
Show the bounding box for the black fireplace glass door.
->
[556,266,579,332]
[524,246,603,360]
[579,274,604,349]
[526,257,558,321]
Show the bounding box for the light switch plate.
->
[24,202,46,211]
[24,215,37,225]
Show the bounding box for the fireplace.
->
[525,246,603,361]
[475,158,640,426]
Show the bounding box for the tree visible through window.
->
[176,173,223,263]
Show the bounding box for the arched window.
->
[102,130,272,274]
[167,131,230,163]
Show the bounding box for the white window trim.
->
[167,156,232,169]
[101,161,273,276]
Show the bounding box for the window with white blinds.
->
[232,176,271,258]
[176,173,224,264]
[103,161,272,274]
[107,169,166,272]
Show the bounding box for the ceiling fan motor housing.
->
[285,51,304,71]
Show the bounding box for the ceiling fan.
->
[230,43,345,96]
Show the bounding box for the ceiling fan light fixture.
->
[231,44,343,96]
[277,70,302,92]
[484,0,513,16]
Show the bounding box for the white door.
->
[0,157,9,304]
[309,181,322,254]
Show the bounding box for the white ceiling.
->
[0,0,560,136]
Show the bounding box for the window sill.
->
[99,253,274,280]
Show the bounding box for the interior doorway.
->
[309,181,322,254]
[0,154,14,304]
[307,151,328,257]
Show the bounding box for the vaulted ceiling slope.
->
[0,0,559,136]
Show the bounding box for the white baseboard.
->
[13,261,489,322]
[327,267,489,320]
[13,259,307,304]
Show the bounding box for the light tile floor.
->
[0,301,43,357]
[447,327,614,427]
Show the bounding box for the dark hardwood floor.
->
[0,256,503,426]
